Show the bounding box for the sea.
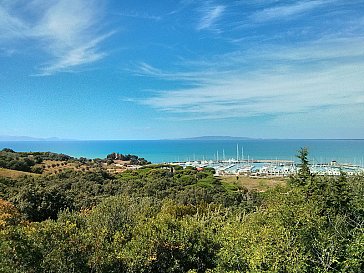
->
[1,139,364,165]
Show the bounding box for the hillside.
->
[0,168,40,179]
[177,136,257,140]
[0,148,363,272]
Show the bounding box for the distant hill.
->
[0,135,74,141]
[178,136,258,140]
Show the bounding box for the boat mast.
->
[236,144,239,162]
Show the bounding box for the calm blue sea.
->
[1,140,364,164]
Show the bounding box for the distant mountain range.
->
[0,135,258,141]
[177,136,259,140]
[0,135,74,141]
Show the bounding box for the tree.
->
[0,199,22,229]
[296,147,311,185]
[12,184,74,222]
[1,148,15,153]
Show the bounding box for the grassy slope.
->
[0,168,40,179]
[1,162,286,192]
[220,175,286,192]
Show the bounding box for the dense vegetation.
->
[106,152,151,165]
[0,148,149,175]
[0,148,363,272]
[0,148,73,173]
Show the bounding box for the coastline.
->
[1,139,363,164]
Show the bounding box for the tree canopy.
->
[0,149,363,272]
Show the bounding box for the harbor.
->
[174,159,364,177]
[171,144,364,177]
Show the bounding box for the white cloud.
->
[117,11,161,21]
[38,33,113,76]
[141,65,363,120]
[134,37,364,122]
[0,0,111,75]
[263,37,364,61]
[197,4,225,30]
[133,62,232,85]
[251,0,330,22]
[0,5,29,39]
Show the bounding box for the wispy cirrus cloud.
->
[133,36,364,121]
[0,5,28,40]
[251,0,330,22]
[0,0,112,76]
[38,32,114,76]
[134,62,234,85]
[140,65,364,120]
[117,10,161,21]
[250,36,364,64]
[197,4,225,31]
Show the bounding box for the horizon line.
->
[1,137,364,141]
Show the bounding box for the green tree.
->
[12,184,74,222]
[292,147,312,187]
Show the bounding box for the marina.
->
[1,140,364,175]
[1,139,364,165]
[175,159,364,177]
[172,144,364,176]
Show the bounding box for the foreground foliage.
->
[0,149,363,272]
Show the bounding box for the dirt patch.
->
[0,168,40,179]
[220,175,287,192]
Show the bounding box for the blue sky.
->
[1,0,364,140]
